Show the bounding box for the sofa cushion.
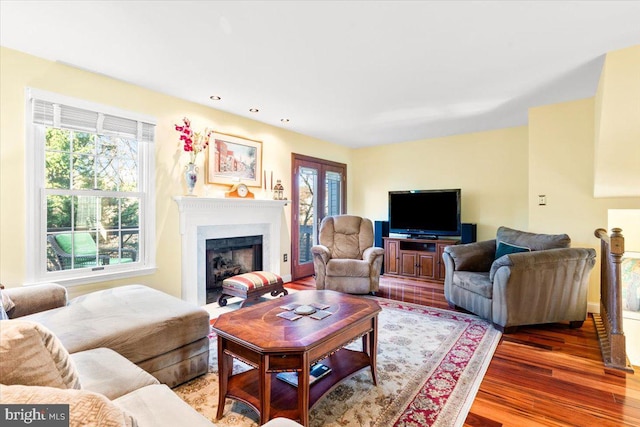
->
[452,271,493,299]
[20,285,210,367]
[115,384,213,427]
[326,258,371,277]
[445,240,497,272]
[319,215,373,259]
[495,241,531,260]
[497,226,570,251]
[71,348,160,400]
[55,232,97,255]
[222,271,283,291]
[0,384,136,427]
[0,320,81,389]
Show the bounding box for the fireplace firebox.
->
[206,235,263,295]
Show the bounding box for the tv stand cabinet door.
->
[400,252,417,276]
[384,238,400,275]
[417,253,436,280]
[399,251,435,279]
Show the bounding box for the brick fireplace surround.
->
[174,197,289,306]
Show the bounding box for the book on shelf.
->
[276,363,332,387]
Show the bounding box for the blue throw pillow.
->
[495,241,530,260]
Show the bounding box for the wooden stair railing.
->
[593,228,634,373]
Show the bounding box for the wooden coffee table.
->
[212,289,381,426]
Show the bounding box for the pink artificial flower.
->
[175,117,212,162]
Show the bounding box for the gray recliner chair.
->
[311,215,384,294]
[443,226,596,332]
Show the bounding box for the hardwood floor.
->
[287,276,640,427]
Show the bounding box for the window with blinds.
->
[26,88,157,284]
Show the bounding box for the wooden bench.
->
[217,271,288,308]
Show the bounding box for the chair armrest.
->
[123,248,137,261]
[363,247,385,289]
[52,251,110,268]
[311,245,331,289]
[310,245,331,264]
[491,248,596,327]
[4,283,68,318]
[100,247,137,261]
[363,247,384,264]
[444,239,496,272]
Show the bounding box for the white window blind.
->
[32,99,155,142]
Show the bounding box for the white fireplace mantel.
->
[174,196,289,305]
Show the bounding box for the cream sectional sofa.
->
[0,283,302,427]
[4,283,210,387]
[0,320,300,427]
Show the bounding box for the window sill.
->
[29,266,157,288]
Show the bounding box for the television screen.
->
[388,189,461,238]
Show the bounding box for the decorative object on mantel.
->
[184,163,198,196]
[224,182,254,199]
[273,179,285,200]
[206,131,262,188]
[175,117,212,196]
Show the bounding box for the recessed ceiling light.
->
[249,108,259,113]
[281,118,290,123]
[209,95,221,101]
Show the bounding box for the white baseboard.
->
[588,301,600,314]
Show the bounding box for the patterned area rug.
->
[175,297,501,427]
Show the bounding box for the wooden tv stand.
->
[383,237,458,282]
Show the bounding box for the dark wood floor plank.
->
[286,276,640,426]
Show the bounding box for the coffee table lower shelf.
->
[223,348,373,421]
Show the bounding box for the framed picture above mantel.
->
[206,132,262,187]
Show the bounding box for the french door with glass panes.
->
[291,154,346,280]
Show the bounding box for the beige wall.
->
[0,47,351,298]
[350,127,529,242]
[2,45,639,309]
[594,45,640,197]
[528,98,640,302]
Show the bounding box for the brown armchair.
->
[311,215,384,294]
[443,226,596,332]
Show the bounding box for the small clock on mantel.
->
[224,182,255,199]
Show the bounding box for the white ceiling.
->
[1,1,639,148]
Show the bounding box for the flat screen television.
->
[388,189,461,238]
